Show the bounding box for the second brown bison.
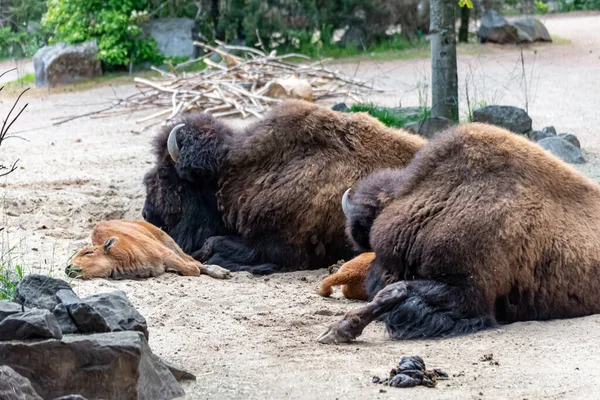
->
[318,122,600,344]
[142,100,424,274]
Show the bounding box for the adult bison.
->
[142,100,425,274]
[318,122,600,344]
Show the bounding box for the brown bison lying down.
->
[66,220,231,280]
[142,100,425,274]
[318,122,600,344]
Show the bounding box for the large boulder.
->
[0,309,62,341]
[472,105,532,134]
[33,41,102,88]
[144,18,196,59]
[512,18,552,42]
[558,133,581,149]
[404,116,455,139]
[0,300,24,322]
[478,10,519,44]
[56,289,149,339]
[0,365,43,400]
[537,136,585,164]
[14,274,76,311]
[0,331,184,400]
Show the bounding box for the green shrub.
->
[535,0,550,13]
[42,0,163,68]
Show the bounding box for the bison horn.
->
[342,188,355,216]
[167,123,184,163]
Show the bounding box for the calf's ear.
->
[103,237,119,254]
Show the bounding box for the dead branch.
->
[0,69,27,178]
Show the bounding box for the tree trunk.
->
[458,5,470,43]
[212,0,224,40]
[430,0,459,122]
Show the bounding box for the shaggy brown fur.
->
[66,220,231,280]
[318,252,374,300]
[318,122,600,344]
[143,100,425,274]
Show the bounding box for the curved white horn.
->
[342,188,354,216]
[167,123,185,163]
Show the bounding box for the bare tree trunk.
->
[458,5,470,43]
[430,0,459,121]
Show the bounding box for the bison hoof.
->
[202,264,232,279]
[316,319,356,345]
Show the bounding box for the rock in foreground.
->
[0,331,184,400]
[472,105,532,135]
[0,365,43,400]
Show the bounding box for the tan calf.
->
[317,253,375,301]
[67,220,231,280]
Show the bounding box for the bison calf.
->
[67,220,231,280]
[318,123,600,344]
[317,252,374,301]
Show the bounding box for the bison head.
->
[142,114,234,254]
[66,237,118,279]
[342,169,403,252]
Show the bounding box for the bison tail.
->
[384,280,497,340]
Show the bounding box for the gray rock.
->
[404,116,455,139]
[33,41,102,88]
[0,300,25,322]
[0,365,43,400]
[331,103,349,112]
[558,133,581,149]
[529,130,554,142]
[57,290,148,339]
[537,137,586,164]
[155,356,197,381]
[542,126,557,135]
[513,18,552,42]
[478,10,520,44]
[0,309,62,341]
[14,274,75,311]
[472,105,532,134]
[0,331,184,400]
[51,303,79,335]
[144,18,196,59]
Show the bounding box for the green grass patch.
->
[550,34,572,45]
[0,262,23,301]
[349,103,430,128]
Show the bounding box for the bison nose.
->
[142,209,147,221]
[65,264,82,278]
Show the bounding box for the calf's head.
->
[66,237,119,279]
[142,114,233,253]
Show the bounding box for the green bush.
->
[42,0,163,68]
[0,0,48,59]
[559,0,600,10]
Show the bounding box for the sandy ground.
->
[1,12,600,399]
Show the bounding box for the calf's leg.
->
[317,280,496,344]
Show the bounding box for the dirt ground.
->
[1,12,600,400]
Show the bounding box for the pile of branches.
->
[64,41,381,132]
[0,68,28,178]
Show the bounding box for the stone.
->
[0,365,43,400]
[0,300,24,322]
[477,10,520,44]
[57,289,148,339]
[144,18,196,59]
[331,103,349,112]
[0,332,184,400]
[14,274,75,311]
[51,303,79,334]
[472,105,532,134]
[0,309,62,340]
[33,41,102,88]
[155,356,197,381]
[529,130,554,142]
[558,133,581,149]
[537,137,586,164]
[512,18,552,42]
[542,126,557,135]
[403,116,455,139]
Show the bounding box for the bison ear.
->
[103,237,118,254]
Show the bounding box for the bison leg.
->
[318,280,496,344]
[198,264,232,279]
[317,281,408,344]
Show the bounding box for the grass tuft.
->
[349,103,430,128]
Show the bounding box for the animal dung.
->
[371,356,448,388]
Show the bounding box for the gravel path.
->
[1,12,600,400]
